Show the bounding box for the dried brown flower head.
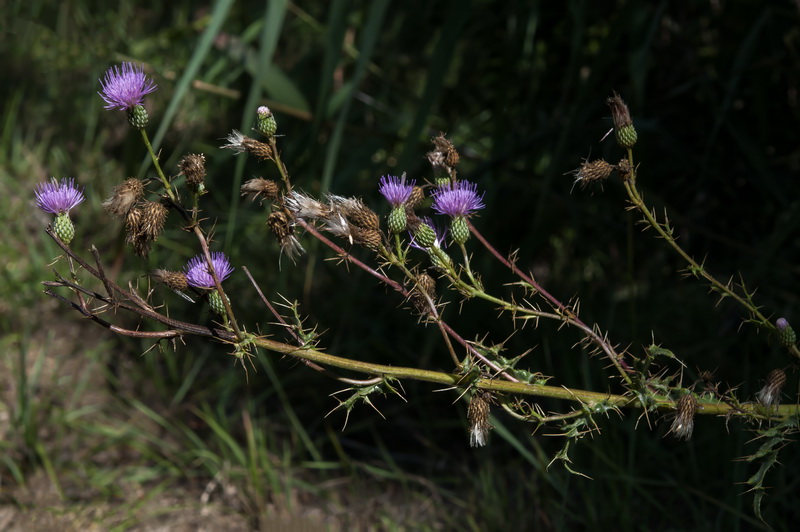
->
[428,133,460,177]
[222,130,273,160]
[467,392,492,447]
[268,209,305,261]
[670,394,697,441]
[350,225,383,251]
[406,186,426,209]
[179,153,206,188]
[140,200,169,240]
[757,369,787,408]
[409,272,437,315]
[103,178,144,217]
[150,269,189,292]
[572,159,614,189]
[345,201,380,231]
[241,178,279,202]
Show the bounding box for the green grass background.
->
[2,1,799,529]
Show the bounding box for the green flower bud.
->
[451,216,470,244]
[413,222,437,248]
[208,289,230,316]
[127,104,149,130]
[255,106,277,137]
[388,206,407,233]
[776,318,796,347]
[53,213,76,244]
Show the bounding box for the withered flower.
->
[103,178,144,217]
[467,392,492,447]
[670,394,697,441]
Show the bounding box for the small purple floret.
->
[184,252,234,289]
[776,318,789,330]
[432,180,485,218]
[35,178,85,214]
[98,62,157,111]
[379,175,415,207]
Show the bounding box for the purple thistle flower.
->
[432,180,485,218]
[379,174,415,207]
[35,178,85,214]
[184,252,234,289]
[98,62,157,111]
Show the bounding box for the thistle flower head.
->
[379,174,415,207]
[184,252,234,289]
[410,217,447,250]
[98,62,157,111]
[35,178,85,214]
[432,180,485,219]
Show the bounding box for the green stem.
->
[139,129,177,203]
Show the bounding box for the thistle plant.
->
[38,62,798,522]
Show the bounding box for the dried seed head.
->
[467,392,492,447]
[572,159,614,188]
[285,191,331,220]
[616,158,633,180]
[268,209,305,261]
[125,206,143,243]
[428,133,460,176]
[757,369,787,408]
[347,201,381,231]
[410,272,437,315]
[670,394,697,441]
[222,130,273,160]
[406,186,426,209]
[103,178,144,217]
[140,200,169,240]
[350,226,383,251]
[241,178,279,202]
[150,269,189,292]
[179,154,206,189]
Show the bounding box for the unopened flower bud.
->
[413,222,437,249]
[388,206,407,233]
[255,106,277,137]
[606,92,637,148]
[776,317,796,347]
[208,289,229,316]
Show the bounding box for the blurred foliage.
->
[3,0,800,528]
